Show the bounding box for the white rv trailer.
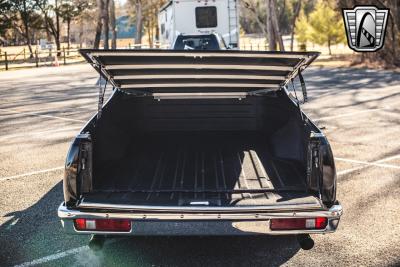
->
[158,0,239,48]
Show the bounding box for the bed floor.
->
[84,132,321,208]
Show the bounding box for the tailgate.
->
[80,49,319,95]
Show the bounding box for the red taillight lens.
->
[74,219,131,232]
[315,217,328,229]
[95,219,131,231]
[270,217,327,230]
[74,218,86,230]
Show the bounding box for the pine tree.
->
[295,10,309,51]
[308,1,346,55]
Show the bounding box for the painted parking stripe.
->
[0,108,86,123]
[335,157,400,169]
[13,246,89,267]
[337,165,367,176]
[0,166,64,182]
[0,126,81,139]
[375,154,400,163]
[337,154,400,176]
[314,108,382,121]
[13,238,119,267]
[0,126,81,140]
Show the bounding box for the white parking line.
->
[336,155,400,176]
[0,108,86,123]
[337,165,367,176]
[314,108,382,121]
[13,238,119,267]
[13,246,89,267]
[335,157,400,169]
[0,126,81,140]
[376,154,400,163]
[0,166,64,182]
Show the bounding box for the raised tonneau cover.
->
[80,49,319,95]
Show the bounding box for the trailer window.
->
[161,23,165,34]
[195,6,217,28]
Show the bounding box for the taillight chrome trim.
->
[270,217,328,231]
[59,203,342,235]
[73,218,132,233]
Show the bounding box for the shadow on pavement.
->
[1,181,300,266]
[88,235,300,267]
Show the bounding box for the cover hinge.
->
[299,71,308,103]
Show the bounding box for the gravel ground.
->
[0,64,399,267]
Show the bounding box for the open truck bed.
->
[59,50,341,248]
[80,132,322,209]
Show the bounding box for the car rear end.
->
[58,50,342,250]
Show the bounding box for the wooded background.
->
[0,0,399,67]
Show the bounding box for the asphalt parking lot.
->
[0,64,399,267]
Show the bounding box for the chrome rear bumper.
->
[58,202,342,236]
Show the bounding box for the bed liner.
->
[81,132,322,209]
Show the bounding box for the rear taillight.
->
[270,217,327,231]
[74,218,131,232]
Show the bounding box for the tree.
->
[307,1,345,55]
[110,0,117,49]
[73,0,96,48]
[134,0,143,46]
[128,0,166,47]
[59,0,88,51]
[266,0,284,51]
[93,0,104,48]
[241,0,284,50]
[102,0,110,49]
[143,0,165,47]
[241,0,268,35]
[0,1,12,45]
[93,0,114,49]
[290,0,302,51]
[1,0,39,57]
[36,0,63,55]
[295,10,310,50]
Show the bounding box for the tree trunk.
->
[147,21,153,48]
[110,0,117,49]
[40,2,61,57]
[94,0,104,49]
[24,23,33,58]
[290,0,301,51]
[328,38,331,55]
[270,0,285,51]
[55,0,61,56]
[135,0,143,48]
[22,0,33,58]
[53,0,61,57]
[79,19,84,48]
[155,25,160,47]
[265,0,276,50]
[103,0,110,49]
[55,35,61,57]
[67,18,71,51]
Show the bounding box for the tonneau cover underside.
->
[80,49,319,94]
